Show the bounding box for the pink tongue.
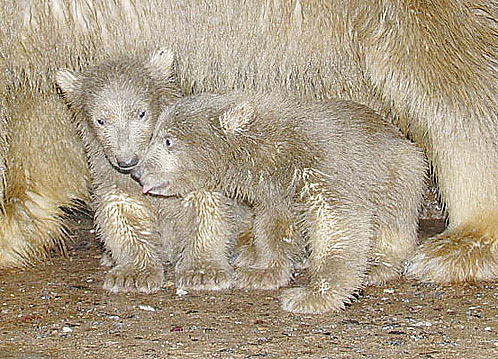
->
[142,185,153,194]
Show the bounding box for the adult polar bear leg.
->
[357,1,498,284]
[406,137,498,283]
[0,90,89,267]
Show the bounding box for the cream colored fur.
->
[1,0,497,283]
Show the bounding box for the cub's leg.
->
[234,203,298,290]
[367,152,425,285]
[366,222,418,286]
[174,191,251,291]
[280,190,372,314]
[96,189,163,293]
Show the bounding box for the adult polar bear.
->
[0,0,497,284]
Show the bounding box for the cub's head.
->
[131,94,255,197]
[56,48,183,172]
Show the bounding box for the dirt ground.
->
[1,216,497,359]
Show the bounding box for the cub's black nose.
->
[117,155,139,169]
[130,165,144,183]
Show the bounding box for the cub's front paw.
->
[279,286,347,314]
[235,266,291,290]
[176,266,234,291]
[103,264,164,294]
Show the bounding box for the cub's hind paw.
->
[103,264,164,294]
[235,266,291,290]
[365,264,401,286]
[99,251,114,267]
[176,266,234,291]
[279,286,348,314]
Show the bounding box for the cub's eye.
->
[139,111,147,119]
[164,138,172,147]
[95,118,105,126]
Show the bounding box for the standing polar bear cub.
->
[56,50,253,293]
[56,49,183,293]
[132,93,426,313]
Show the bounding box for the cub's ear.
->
[147,47,175,80]
[55,69,81,101]
[219,102,254,135]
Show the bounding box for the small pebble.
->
[412,321,432,327]
[176,288,188,296]
[138,305,156,312]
